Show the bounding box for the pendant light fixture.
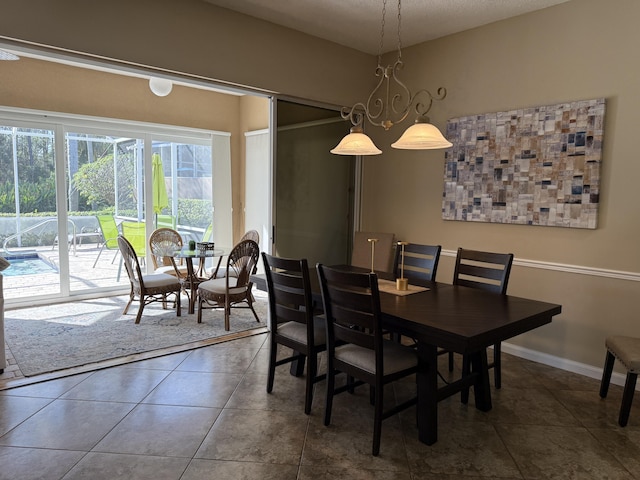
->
[331,0,452,155]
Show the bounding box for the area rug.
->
[4,292,268,377]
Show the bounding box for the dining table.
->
[252,265,562,445]
[172,247,227,314]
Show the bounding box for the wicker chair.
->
[117,235,182,324]
[149,228,188,279]
[197,239,261,330]
[211,229,260,279]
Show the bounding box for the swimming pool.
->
[1,255,58,277]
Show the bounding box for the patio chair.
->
[92,215,120,268]
[149,228,188,279]
[211,229,260,279]
[197,239,261,330]
[117,235,181,324]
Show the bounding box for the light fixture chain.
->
[378,0,387,65]
[397,0,402,60]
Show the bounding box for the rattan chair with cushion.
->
[149,228,188,279]
[197,239,261,330]
[263,253,326,414]
[453,247,514,400]
[317,264,419,456]
[117,235,181,324]
[600,335,640,426]
[211,229,261,279]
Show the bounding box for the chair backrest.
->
[241,229,260,243]
[117,235,144,286]
[262,253,315,339]
[121,221,146,257]
[393,242,442,284]
[149,228,182,270]
[453,247,514,294]
[96,215,119,249]
[317,264,383,357]
[226,239,260,288]
[351,231,395,272]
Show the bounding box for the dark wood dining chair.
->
[453,247,514,398]
[262,253,326,414]
[393,242,441,285]
[317,264,419,456]
[117,235,182,324]
[600,335,640,427]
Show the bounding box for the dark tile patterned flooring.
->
[0,333,638,479]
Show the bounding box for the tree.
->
[73,155,135,209]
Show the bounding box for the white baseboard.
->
[501,342,638,391]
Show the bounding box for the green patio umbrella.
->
[152,153,169,227]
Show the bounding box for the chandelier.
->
[331,0,452,155]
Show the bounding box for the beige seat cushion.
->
[139,273,181,289]
[606,336,640,373]
[278,317,326,346]
[199,277,247,295]
[154,265,188,276]
[335,340,417,375]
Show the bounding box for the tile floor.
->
[1,335,639,480]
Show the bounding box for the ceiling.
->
[203,0,571,55]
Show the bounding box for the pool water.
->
[2,256,58,277]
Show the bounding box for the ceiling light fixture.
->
[0,49,20,61]
[331,0,452,155]
[149,77,173,97]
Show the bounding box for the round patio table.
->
[172,247,227,314]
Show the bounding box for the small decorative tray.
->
[196,241,216,252]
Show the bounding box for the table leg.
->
[186,258,197,314]
[469,349,492,411]
[416,342,439,445]
[290,353,306,377]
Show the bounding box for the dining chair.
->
[317,264,419,456]
[351,231,396,273]
[600,335,640,427]
[197,239,261,330]
[393,242,442,285]
[117,235,182,324]
[262,253,326,414]
[92,215,120,268]
[148,228,188,279]
[211,229,260,279]
[453,247,514,398]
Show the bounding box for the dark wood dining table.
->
[251,266,562,445]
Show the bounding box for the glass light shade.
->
[331,130,382,156]
[149,77,173,97]
[391,121,452,150]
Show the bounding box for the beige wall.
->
[1,0,638,373]
[362,0,640,371]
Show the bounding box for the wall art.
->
[442,98,605,229]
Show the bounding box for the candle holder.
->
[396,241,409,290]
[367,238,378,273]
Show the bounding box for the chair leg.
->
[619,372,637,427]
[197,298,203,323]
[494,342,502,389]
[600,351,615,398]
[372,381,384,456]
[324,368,336,426]
[176,291,181,317]
[92,245,105,268]
[267,341,277,393]
[305,352,317,415]
[448,351,454,372]
[135,297,145,324]
[123,288,135,315]
[224,296,231,331]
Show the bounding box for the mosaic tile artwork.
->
[442,98,605,229]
